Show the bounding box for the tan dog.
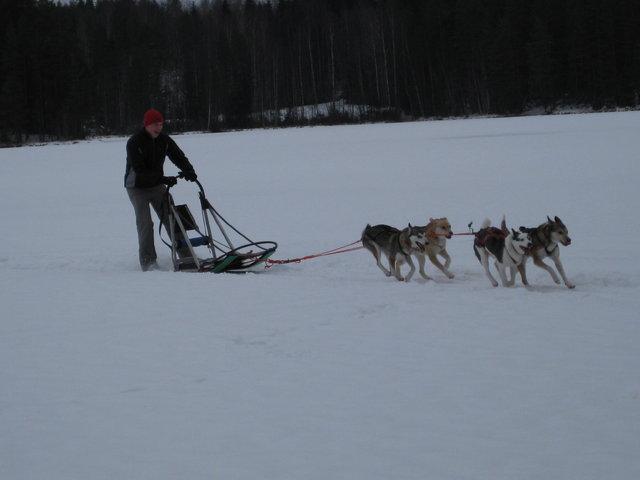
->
[415,217,455,280]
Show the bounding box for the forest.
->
[1,0,639,144]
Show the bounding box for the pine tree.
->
[0,24,29,144]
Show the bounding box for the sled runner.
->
[162,174,277,273]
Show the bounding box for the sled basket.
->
[163,176,277,273]
[207,241,277,273]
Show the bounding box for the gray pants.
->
[127,185,185,268]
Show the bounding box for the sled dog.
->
[414,217,455,280]
[507,216,575,289]
[473,219,533,287]
[361,223,427,282]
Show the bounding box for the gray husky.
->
[473,219,533,287]
[509,216,575,289]
[361,223,427,282]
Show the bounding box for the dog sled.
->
[161,174,277,273]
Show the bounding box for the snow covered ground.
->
[1,112,639,480]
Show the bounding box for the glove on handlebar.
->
[161,176,178,187]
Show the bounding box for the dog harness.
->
[533,225,559,255]
[473,227,506,248]
[504,240,525,264]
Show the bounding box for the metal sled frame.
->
[164,178,277,273]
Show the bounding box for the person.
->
[124,108,198,271]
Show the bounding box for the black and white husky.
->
[473,219,533,287]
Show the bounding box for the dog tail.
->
[500,215,508,235]
[481,218,491,229]
[361,224,372,242]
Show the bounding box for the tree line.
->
[1,0,639,144]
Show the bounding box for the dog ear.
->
[519,226,527,232]
[554,216,562,224]
[547,215,553,223]
[429,217,434,222]
[408,222,412,228]
[511,228,518,236]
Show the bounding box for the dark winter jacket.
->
[124,129,195,188]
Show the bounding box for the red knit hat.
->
[143,109,164,127]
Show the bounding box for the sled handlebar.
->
[166,173,205,194]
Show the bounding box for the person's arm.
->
[166,136,196,177]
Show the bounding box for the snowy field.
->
[1,112,639,480]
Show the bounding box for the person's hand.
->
[182,171,198,182]
[162,176,178,187]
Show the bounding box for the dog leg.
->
[517,261,530,286]
[369,244,392,277]
[533,256,561,284]
[439,250,454,277]
[551,250,575,289]
[507,266,517,287]
[477,248,499,287]
[495,261,510,287]
[429,253,455,279]
[404,256,416,282]
[376,245,393,277]
[441,249,452,270]
[417,254,432,280]
[391,255,405,282]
